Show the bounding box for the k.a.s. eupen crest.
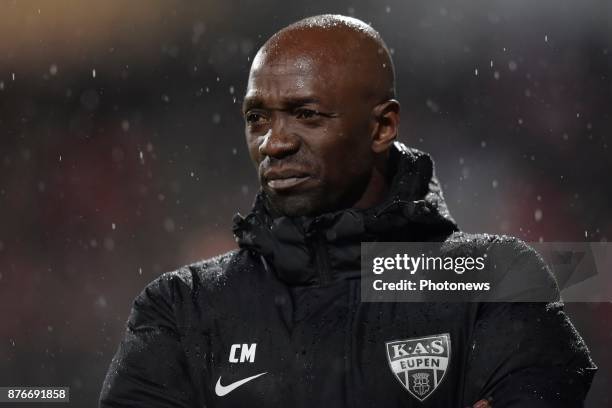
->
[385,333,451,401]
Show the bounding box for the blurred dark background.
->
[0,0,610,406]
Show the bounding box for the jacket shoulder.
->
[443,232,559,301]
[131,249,255,328]
[443,231,528,247]
[140,249,248,301]
[184,249,242,287]
[442,231,546,261]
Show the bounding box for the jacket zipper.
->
[311,229,331,285]
[345,279,358,408]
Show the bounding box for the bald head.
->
[243,15,400,216]
[252,14,396,103]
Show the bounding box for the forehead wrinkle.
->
[244,88,323,110]
[244,72,324,105]
[250,47,350,92]
[250,52,318,77]
[247,55,330,100]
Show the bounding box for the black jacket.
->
[100,143,596,407]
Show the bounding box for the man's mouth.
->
[267,176,311,190]
[263,170,312,191]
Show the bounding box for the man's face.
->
[243,51,375,217]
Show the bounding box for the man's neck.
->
[351,153,391,210]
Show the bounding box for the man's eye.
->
[294,109,318,119]
[245,112,265,123]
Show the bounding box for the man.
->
[100,15,596,407]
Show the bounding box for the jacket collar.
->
[233,142,458,286]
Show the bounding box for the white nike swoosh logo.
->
[215,372,267,397]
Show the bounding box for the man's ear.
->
[370,99,400,153]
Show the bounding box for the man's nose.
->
[258,116,300,159]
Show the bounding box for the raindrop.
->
[534,209,543,222]
[192,21,206,44]
[164,218,176,233]
[92,68,96,78]
[104,237,115,251]
[426,99,439,113]
[474,68,479,76]
[96,296,107,308]
[49,64,58,76]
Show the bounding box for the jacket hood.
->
[232,142,458,286]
